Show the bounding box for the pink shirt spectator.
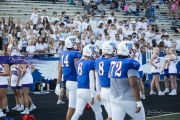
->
[172,3,178,12]
[124,5,129,12]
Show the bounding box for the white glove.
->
[136,101,143,108]
[55,84,60,95]
[42,83,45,87]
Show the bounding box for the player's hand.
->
[55,84,60,95]
[136,101,142,113]
[90,97,94,105]
[96,94,101,102]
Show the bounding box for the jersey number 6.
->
[78,62,83,75]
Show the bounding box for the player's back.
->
[60,50,82,81]
[76,59,95,89]
[110,57,140,101]
[95,57,111,87]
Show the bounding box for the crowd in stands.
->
[0,0,180,58]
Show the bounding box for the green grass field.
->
[146,114,180,120]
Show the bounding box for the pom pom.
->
[145,82,151,87]
[3,117,14,120]
[22,114,35,120]
[84,103,91,110]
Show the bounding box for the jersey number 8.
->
[61,54,69,67]
[98,62,104,76]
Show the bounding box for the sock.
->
[31,104,34,107]
[140,91,142,96]
[25,108,29,111]
[158,91,161,94]
[2,108,6,114]
[95,113,103,120]
[17,104,20,107]
[0,109,2,112]
[6,105,8,109]
[165,88,169,91]
[150,90,154,92]
[71,112,81,120]
[21,105,24,109]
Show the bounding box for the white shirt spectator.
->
[31,13,39,25]
[147,32,155,43]
[36,43,44,50]
[26,45,36,53]
[123,29,132,37]
[51,17,59,23]
[108,30,117,41]
[94,28,104,37]
[81,22,89,32]
[164,40,171,47]
[94,39,104,51]
[140,22,148,31]
[8,44,21,56]
[88,19,97,31]
[40,16,50,23]
[175,39,180,51]
[155,34,162,44]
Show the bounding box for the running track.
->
[3,81,180,120]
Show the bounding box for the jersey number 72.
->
[111,61,122,77]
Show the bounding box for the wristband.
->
[136,101,143,108]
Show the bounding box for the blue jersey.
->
[151,5,155,12]
[95,57,111,87]
[110,57,140,79]
[76,59,95,89]
[60,50,82,81]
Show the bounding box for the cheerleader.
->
[134,43,145,99]
[168,48,178,95]
[161,48,170,94]
[10,64,24,111]
[150,47,165,95]
[0,50,10,117]
[20,63,36,114]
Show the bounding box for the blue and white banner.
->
[31,54,180,90]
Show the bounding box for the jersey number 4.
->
[61,54,69,67]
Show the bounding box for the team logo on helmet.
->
[89,46,98,59]
[125,43,133,52]
[110,42,116,56]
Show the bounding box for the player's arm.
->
[150,55,157,69]
[95,71,101,102]
[89,70,95,105]
[128,70,142,113]
[57,61,62,84]
[74,58,80,68]
[55,61,62,95]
